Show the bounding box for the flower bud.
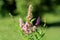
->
[27,4,33,20]
[32,26,36,31]
[19,18,24,28]
[35,17,40,26]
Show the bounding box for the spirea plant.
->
[19,4,46,40]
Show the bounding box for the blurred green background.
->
[0,0,60,40]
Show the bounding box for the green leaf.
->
[31,18,36,23]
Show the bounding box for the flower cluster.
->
[19,4,40,34]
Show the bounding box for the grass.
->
[41,27,60,40]
[0,17,21,40]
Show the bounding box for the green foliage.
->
[18,26,45,40]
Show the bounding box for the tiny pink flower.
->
[25,30,30,34]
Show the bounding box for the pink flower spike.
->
[19,18,24,28]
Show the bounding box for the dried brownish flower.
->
[27,4,33,20]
